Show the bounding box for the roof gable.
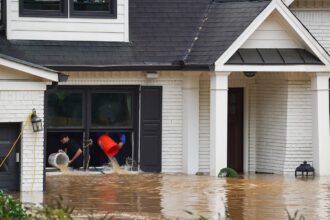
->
[215,0,330,71]
[183,0,271,67]
[241,11,303,49]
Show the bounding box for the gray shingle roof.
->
[0,0,271,70]
[184,0,271,66]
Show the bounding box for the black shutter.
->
[140,86,162,172]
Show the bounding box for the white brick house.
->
[0,0,330,192]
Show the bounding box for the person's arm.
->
[58,148,67,153]
[69,148,82,164]
[118,134,126,149]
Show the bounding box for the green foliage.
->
[0,191,28,220]
[28,196,74,220]
[218,168,240,178]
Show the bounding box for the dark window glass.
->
[70,0,116,18]
[91,93,132,128]
[23,0,61,11]
[73,0,110,12]
[47,92,83,128]
[20,0,67,17]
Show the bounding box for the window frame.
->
[19,0,68,18]
[69,0,117,19]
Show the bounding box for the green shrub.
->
[0,191,28,220]
[218,168,240,178]
[28,196,74,220]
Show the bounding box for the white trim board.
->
[0,81,47,90]
[215,0,330,71]
[220,65,330,72]
[0,57,59,82]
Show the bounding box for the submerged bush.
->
[28,196,74,220]
[0,191,28,220]
[218,168,240,178]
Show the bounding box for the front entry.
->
[228,88,244,173]
[0,123,21,191]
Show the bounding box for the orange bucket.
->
[98,134,120,157]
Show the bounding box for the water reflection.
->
[18,174,330,219]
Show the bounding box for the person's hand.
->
[68,160,72,164]
[118,142,124,149]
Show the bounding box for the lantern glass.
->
[31,109,43,132]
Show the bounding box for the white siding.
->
[293,10,330,54]
[241,12,302,49]
[0,90,45,192]
[255,78,288,173]
[199,77,210,172]
[61,71,184,173]
[254,74,313,174]
[284,79,313,173]
[198,72,313,174]
[6,0,129,42]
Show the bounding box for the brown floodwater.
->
[18,173,330,219]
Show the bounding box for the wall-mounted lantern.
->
[31,109,43,132]
[243,71,256,78]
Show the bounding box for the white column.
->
[312,73,330,176]
[183,73,200,174]
[210,72,231,176]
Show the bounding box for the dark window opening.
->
[47,91,84,128]
[19,0,116,18]
[70,0,116,18]
[19,0,67,17]
[45,86,139,170]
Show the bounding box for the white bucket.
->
[48,152,69,168]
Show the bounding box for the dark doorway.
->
[0,123,21,191]
[227,88,244,173]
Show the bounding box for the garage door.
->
[0,123,20,191]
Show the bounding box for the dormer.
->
[5,0,129,42]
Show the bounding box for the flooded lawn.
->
[20,173,330,219]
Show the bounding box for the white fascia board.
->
[215,0,330,68]
[0,57,58,82]
[217,64,330,72]
[0,81,47,91]
[215,1,276,67]
[276,0,330,65]
[282,0,294,6]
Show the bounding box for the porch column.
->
[183,73,200,174]
[210,71,231,176]
[312,73,330,175]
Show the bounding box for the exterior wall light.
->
[243,71,256,77]
[145,71,159,79]
[31,109,43,132]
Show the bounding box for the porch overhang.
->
[215,0,330,73]
[217,65,330,73]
